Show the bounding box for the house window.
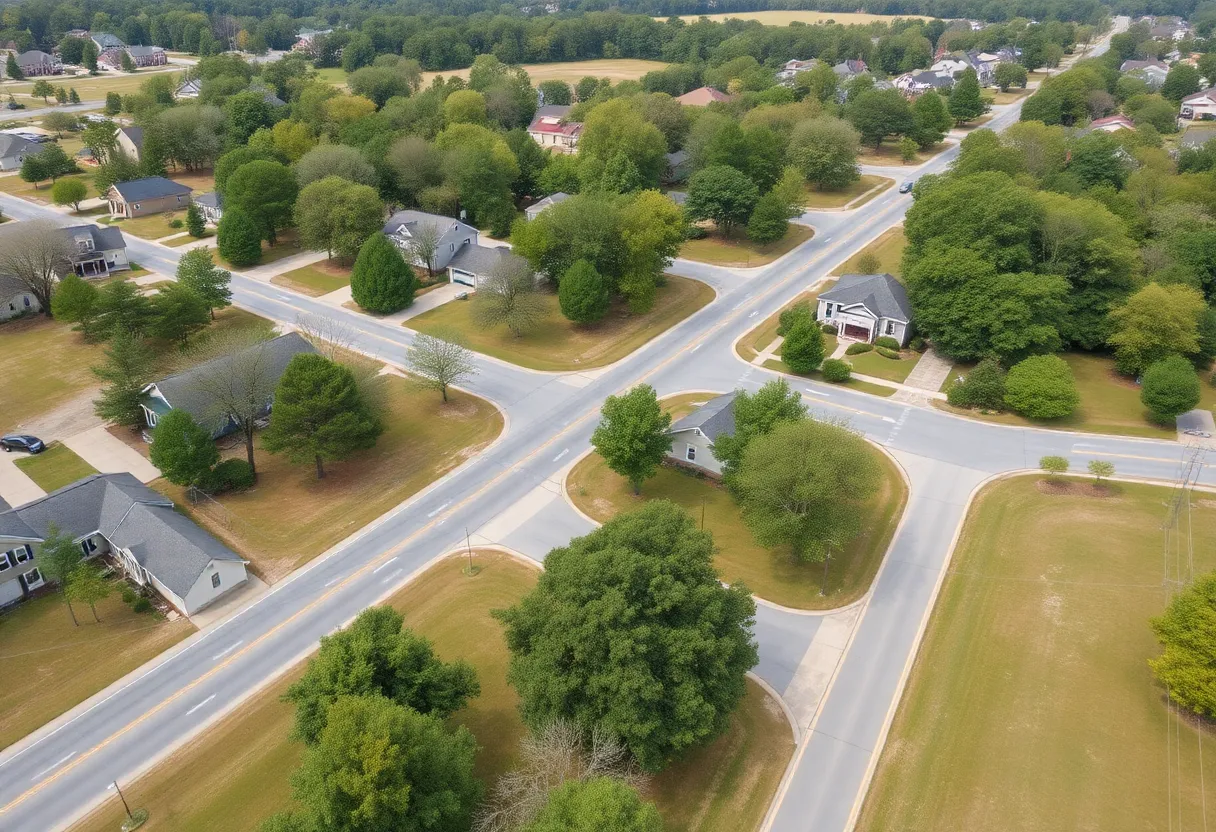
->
[13,545,32,564]
[686,446,696,462]
[0,553,10,572]
[23,568,43,589]
[81,537,98,556]
[885,321,895,335]
[824,303,834,317]
[132,203,140,211]
[211,572,221,589]
[23,296,30,308]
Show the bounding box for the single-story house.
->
[0,134,45,171]
[664,149,691,183]
[0,473,248,616]
[10,50,62,77]
[1182,87,1216,120]
[384,209,479,272]
[667,392,739,477]
[1181,124,1216,150]
[63,224,129,277]
[445,243,531,290]
[676,86,733,106]
[116,125,143,162]
[139,332,317,437]
[817,273,913,347]
[0,273,37,321]
[106,176,192,219]
[1083,113,1137,134]
[193,191,223,225]
[175,78,202,99]
[894,70,954,96]
[525,192,570,221]
[527,105,582,153]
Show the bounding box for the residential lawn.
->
[831,226,906,277]
[408,275,715,372]
[163,169,215,194]
[215,229,303,272]
[680,224,813,268]
[153,374,503,582]
[270,259,351,297]
[763,358,898,397]
[417,58,669,88]
[859,476,1216,831]
[985,87,1029,105]
[801,175,892,210]
[846,348,921,383]
[567,404,907,609]
[13,442,98,492]
[103,210,189,241]
[163,231,213,247]
[313,66,348,86]
[0,316,108,429]
[668,10,929,23]
[855,143,946,167]
[0,170,93,201]
[937,352,1216,439]
[0,588,194,752]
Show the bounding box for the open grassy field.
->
[859,476,1216,831]
[13,442,98,492]
[832,226,906,276]
[802,175,892,210]
[0,589,193,752]
[408,275,714,372]
[938,352,1216,439]
[681,224,813,268]
[856,142,947,167]
[666,11,929,24]
[101,210,189,241]
[72,551,793,832]
[270,259,351,297]
[0,170,93,201]
[419,59,670,87]
[0,316,109,428]
[153,375,502,582]
[0,68,184,101]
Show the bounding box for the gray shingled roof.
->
[447,244,528,276]
[119,125,143,150]
[670,392,737,442]
[0,473,242,596]
[1181,126,1216,149]
[62,224,126,257]
[528,192,569,213]
[818,273,911,321]
[0,134,43,159]
[16,50,55,66]
[126,45,163,58]
[382,210,475,243]
[145,332,316,434]
[110,176,191,202]
[193,191,221,209]
[0,273,28,300]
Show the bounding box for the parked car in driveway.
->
[899,180,915,193]
[1,434,45,453]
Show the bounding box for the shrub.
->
[821,358,852,382]
[1039,455,1069,476]
[909,336,926,351]
[777,301,814,337]
[217,207,263,267]
[132,597,153,614]
[168,218,184,229]
[350,232,416,314]
[120,586,136,604]
[876,346,900,359]
[685,224,708,240]
[845,342,873,355]
[1004,355,1079,419]
[782,317,826,374]
[821,323,838,335]
[1141,354,1201,423]
[874,335,900,350]
[946,357,1006,410]
[201,458,256,493]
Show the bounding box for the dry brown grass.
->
[832,226,907,277]
[419,59,670,87]
[680,224,813,268]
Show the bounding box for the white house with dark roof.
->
[0,134,45,171]
[0,274,37,321]
[1182,87,1216,120]
[667,392,739,476]
[193,191,223,225]
[383,209,531,288]
[0,473,248,615]
[527,104,582,153]
[525,192,570,220]
[62,224,129,277]
[817,273,913,346]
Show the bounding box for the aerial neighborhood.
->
[1,5,1216,832]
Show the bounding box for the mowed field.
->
[419,58,669,87]
[664,10,930,24]
[859,476,1216,831]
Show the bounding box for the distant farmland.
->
[420,59,670,87]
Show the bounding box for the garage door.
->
[843,323,870,341]
[450,269,476,287]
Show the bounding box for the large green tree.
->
[217,207,265,268]
[558,259,610,324]
[948,68,987,124]
[225,160,298,245]
[92,331,156,428]
[684,165,759,238]
[1150,572,1216,718]
[263,353,383,479]
[787,116,860,190]
[350,233,416,314]
[523,778,662,832]
[294,176,384,262]
[848,88,915,149]
[910,91,952,149]
[496,500,758,772]
[577,98,668,190]
[1107,283,1206,375]
[590,384,672,495]
[175,248,232,319]
[1003,354,1080,419]
[1141,354,1201,422]
[711,380,807,485]
[149,409,219,486]
[149,283,211,345]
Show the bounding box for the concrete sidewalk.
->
[62,426,161,483]
[319,282,467,325]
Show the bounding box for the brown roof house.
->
[106,176,192,219]
[676,86,733,106]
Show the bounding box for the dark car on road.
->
[899,180,915,194]
[1,434,45,453]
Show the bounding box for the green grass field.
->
[407,276,714,371]
[13,442,98,492]
[680,224,813,268]
[846,348,920,383]
[802,175,892,210]
[270,260,351,297]
[860,476,1216,831]
[0,316,109,428]
[832,226,906,277]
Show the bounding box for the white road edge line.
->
[31,753,76,782]
[210,641,243,661]
[425,502,450,519]
[553,448,569,462]
[184,695,216,716]
[371,556,398,574]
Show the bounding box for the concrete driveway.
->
[0,451,45,506]
[62,426,160,483]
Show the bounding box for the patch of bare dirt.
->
[438,399,477,419]
[1033,479,1119,498]
[17,388,104,439]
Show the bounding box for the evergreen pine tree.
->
[948,68,987,124]
[217,207,263,267]
[5,53,23,81]
[350,232,416,314]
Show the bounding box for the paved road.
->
[2,20,1192,831]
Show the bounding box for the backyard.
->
[0,589,194,751]
[13,442,98,492]
[71,551,794,832]
[407,276,714,371]
[859,475,1216,831]
[270,259,351,296]
[801,175,892,210]
[680,223,813,268]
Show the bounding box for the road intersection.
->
[4,24,1197,830]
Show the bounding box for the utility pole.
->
[110,780,133,822]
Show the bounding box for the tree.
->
[945,357,1006,410]
[538,80,572,107]
[558,260,610,324]
[225,160,297,245]
[781,316,826,374]
[294,144,378,188]
[39,524,83,625]
[294,177,384,262]
[19,153,50,190]
[473,257,546,337]
[31,79,55,103]
[92,332,156,428]
[406,331,477,403]
[266,695,481,832]
[948,68,987,124]
[788,116,861,191]
[43,111,78,138]
[120,50,136,73]
[1141,354,1201,423]
[496,500,757,772]
[746,192,789,244]
[186,202,206,238]
[5,53,22,81]
[404,219,440,277]
[1108,283,1206,375]
[263,353,383,479]
[798,62,838,103]
[104,91,121,115]
[1162,63,1202,104]
[590,385,671,495]
[214,145,285,195]
[577,99,668,189]
[1068,132,1128,190]
[150,409,219,486]
[523,778,661,832]
[217,207,264,268]
[1003,355,1080,419]
[848,88,915,149]
[856,251,882,274]
[899,136,919,163]
[285,604,478,744]
[68,88,80,104]
[82,40,98,72]
[350,232,416,314]
[736,419,882,563]
[1150,571,1216,718]
[907,91,952,149]
[710,380,806,485]
[150,283,211,345]
[0,220,71,315]
[445,89,488,125]
[685,165,759,238]
[54,85,67,104]
[994,63,1029,92]
[51,273,100,336]
[224,91,274,145]
[65,564,110,623]
[51,177,87,211]
[95,278,155,339]
[1088,459,1115,484]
